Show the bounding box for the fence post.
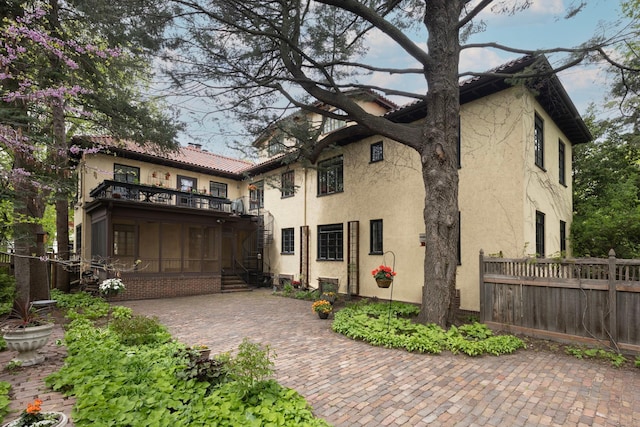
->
[608,249,618,349]
[479,249,485,322]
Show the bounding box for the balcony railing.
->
[89,180,233,213]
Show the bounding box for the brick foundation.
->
[110,274,222,301]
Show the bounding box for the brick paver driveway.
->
[123,289,640,427]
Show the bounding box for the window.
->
[322,112,346,134]
[113,164,139,183]
[371,141,383,163]
[267,136,285,157]
[113,224,135,256]
[281,170,295,198]
[560,220,567,254]
[318,155,343,195]
[535,211,545,257]
[370,219,383,254]
[179,175,197,192]
[209,181,227,198]
[178,175,197,206]
[250,181,264,210]
[282,228,294,254]
[558,140,566,186]
[534,113,544,169]
[113,164,139,199]
[318,224,343,261]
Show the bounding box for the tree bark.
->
[417,0,462,326]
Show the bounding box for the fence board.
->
[480,251,640,352]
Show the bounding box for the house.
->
[73,55,591,312]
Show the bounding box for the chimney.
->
[187,143,202,150]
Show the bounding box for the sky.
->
[168,0,631,157]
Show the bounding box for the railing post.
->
[608,248,618,349]
[479,249,485,322]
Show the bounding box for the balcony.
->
[89,180,233,213]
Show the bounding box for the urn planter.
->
[2,323,55,366]
[3,411,68,427]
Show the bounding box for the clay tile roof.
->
[78,136,254,175]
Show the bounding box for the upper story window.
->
[318,155,343,196]
[267,136,286,157]
[209,181,227,198]
[371,141,383,163]
[534,113,544,169]
[113,164,139,183]
[178,175,197,192]
[249,181,264,210]
[322,110,347,134]
[558,140,566,186]
[281,170,295,198]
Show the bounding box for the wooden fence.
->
[479,249,640,354]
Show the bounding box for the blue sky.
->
[172,0,629,156]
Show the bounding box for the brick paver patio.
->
[0,288,638,426]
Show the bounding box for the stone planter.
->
[3,411,68,427]
[2,323,55,366]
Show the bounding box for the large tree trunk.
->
[417,0,462,327]
[13,150,49,303]
[52,99,71,292]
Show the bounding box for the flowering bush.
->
[311,300,332,314]
[371,265,397,280]
[99,278,125,295]
[6,399,62,427]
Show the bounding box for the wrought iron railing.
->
[89,180,233,213]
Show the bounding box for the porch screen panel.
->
[161,223,182,272]
[138,222,160,272]
[300,226,309,288]
[347,221,359,296]
[203,226,219,272]
[185,226,203,272]
[91,220,106,259]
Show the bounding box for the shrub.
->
[108,314,171,346]
[333,301,524,356]
[0,272,15,316]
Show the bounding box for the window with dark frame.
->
[560,220,567,254]
[250,181,264,210]
[558,140,566,186]
[534,113,544,169]
[317,156,344,196]
[371,141,383,163]
[318,223,343,261]
[113,224,135,256]
[281,170,295,198]
[536,211,545,258]
[370,219,383,254]
[209,181,227,198]
[113,164,139,183]
[178,175,197,206]
[282,228,294,254]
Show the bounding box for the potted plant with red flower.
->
[371,265,396,288]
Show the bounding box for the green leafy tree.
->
[1,1,181,301]
[162,0,639,325]
[572,0,640,259]
[572,116,640,258]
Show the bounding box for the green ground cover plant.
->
[44,292,330,426]
[332,301,524,356]
[565,346,630,368]
[0,381,10,420]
